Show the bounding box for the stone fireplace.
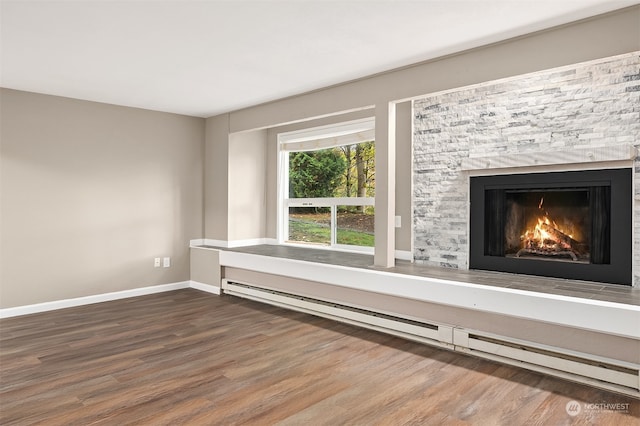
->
[413,52,640,286]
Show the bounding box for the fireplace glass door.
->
[484,187,610,265]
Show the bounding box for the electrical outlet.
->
[163,257,171,268]
[154,257,161,267]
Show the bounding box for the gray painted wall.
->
[0,89,205,308]
[204,114,230,241]
[228,130,268,241]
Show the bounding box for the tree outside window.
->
[287,142,375,247]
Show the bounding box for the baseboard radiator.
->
[222,279,640,397]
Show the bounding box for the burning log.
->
[515,196,588,262]
[516,248,578,261]
[538,222,585,255]
[518,212,586,261]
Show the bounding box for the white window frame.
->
[278,118,375,253]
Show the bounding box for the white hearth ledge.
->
[218,250,640,340]
[461,144,637,172]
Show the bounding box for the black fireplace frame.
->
[469,168,632,285]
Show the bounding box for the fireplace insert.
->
[469,169,632,285]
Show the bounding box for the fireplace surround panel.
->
[469,169,632,285]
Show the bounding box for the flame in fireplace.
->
[523,217,569,250]
[520,197,579,254]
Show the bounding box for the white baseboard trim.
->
[0,281,191,319]
[190,281,221,295]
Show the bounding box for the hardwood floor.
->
[1,289,637,425]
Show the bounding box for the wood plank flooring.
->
[1,289,638,425]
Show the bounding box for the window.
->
[278,118,375,252]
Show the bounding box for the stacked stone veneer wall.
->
[412,52,640,285]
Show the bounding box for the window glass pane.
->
[289,148,346,198]
[336,206,375,247]
[341,141,375,198]
[288,207,331,245]
[288,142,375,199]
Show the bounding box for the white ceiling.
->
[1,0,637,118]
